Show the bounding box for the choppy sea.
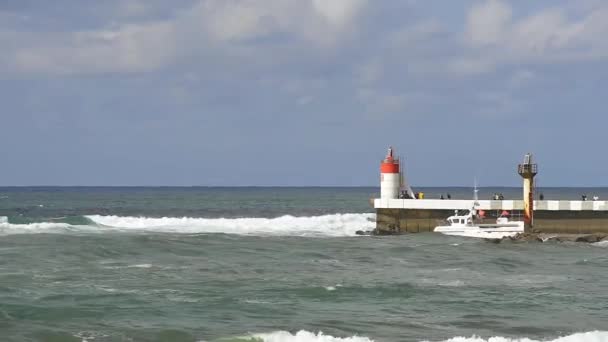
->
[0,187,607,342]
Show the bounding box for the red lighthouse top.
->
[381,146,400,173]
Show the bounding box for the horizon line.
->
[1,185,608,188]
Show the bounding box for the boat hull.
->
[434,223,524,239]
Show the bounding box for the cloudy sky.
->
[1,0,607,186]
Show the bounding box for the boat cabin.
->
[446,210,474,226]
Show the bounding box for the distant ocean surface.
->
[0,187,607,342]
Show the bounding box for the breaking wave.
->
[0,213,374,237]
[86,213,374,236]
[426,331,608,342]
[220,331,608,342]
[0,216,73,235]
[231,331,374,342]
[592,240,608,248]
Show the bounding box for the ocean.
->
[0,187,607,342]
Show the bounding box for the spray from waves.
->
[0,215,99,236]
[0,214,375,237]
[424,331,608,342]
[226,331,374,342]
[216,331,608,342]
[0,216,75,235]
[86,213,375,236]
[592,240,608,248]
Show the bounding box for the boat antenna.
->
[472,178,480,214]
[473,178,479,201]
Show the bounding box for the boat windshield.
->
[449,217,470,225]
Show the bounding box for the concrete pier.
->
[372,149,608,235]
[373,199,608,235]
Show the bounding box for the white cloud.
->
[466,0,512,45]
[458,0,608,74]
[8,21,176,74]
[509,9,583,56]
[312,0,367,28]
[1,0,370,75]
[189,0,368,46]
[4,0,608,79]
[189,0,288,42]
[115,0,151,18]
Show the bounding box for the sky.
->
[1,0,608,186]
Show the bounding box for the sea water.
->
[0,187,607,342]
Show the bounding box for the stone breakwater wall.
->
[374,207,608,235]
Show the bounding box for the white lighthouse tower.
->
[380,147,401,199]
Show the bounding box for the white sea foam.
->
[323,282,345,291]
[74,331,110,342]
[241,331,608,342]
[592,240,608,248]
[0,213,374,236]
[85,213,374,236]
[438,280,465,287]
[251,331,374,342]
[426,331,608,342]
[0,221,73,235]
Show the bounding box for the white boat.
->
[434,209,524,239]
[433,183,523,239]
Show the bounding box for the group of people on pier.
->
[492,193,505,200]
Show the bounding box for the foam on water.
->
[0,214,375,236]
[232,331,608,342]
[427,331,608,342]
[85,213,374,236]
[592,240,608,248]
[0,220,73,235]
[250,331,374,342]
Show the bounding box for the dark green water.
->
[0,187,607,342]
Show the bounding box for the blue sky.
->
[1,0,607,186]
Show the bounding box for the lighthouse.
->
[380,147,401,199]
[518,153,538,231]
